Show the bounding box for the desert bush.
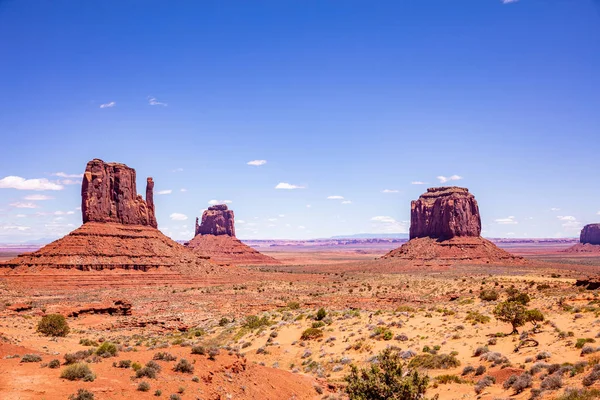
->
[345,348,430,400]
[154,351,177,360]
[64,349,94,365]
[316,308,327,321]
[116,359,131,368]
[371,326,393,341]
[136,367,157,379]
[461,366,475,375]
[576,338,596,349]
[208,347,220,360]
[475,365,486,375]
[408,353,460,370]
[301,328,323,340]
[557,388,600,400]
[79,338,98,347]
[191,345,205,355]
[312,321,325,328]
[508,292,531,305]
[465,311,490,324]
[510,373,532,394]
[287,301,300,310]
[473,346,489,357]
[493,301,527,334]
[169,395,182,400]
[145,360,162,372]
[96,342,118,358]
[474,376,495,394]
[479,289,498,302]
[20,354,42,363]
[173,358,194,373]
[540,373,563,390]
[434,374,465,384]
[37,314,70,337]
[243,315,271,329]
[137,381,151,392]
[582,366,600,386]
[218,317,230,326]
[581,346,597,355]
[48,359,61,369]
[61,363,95,381]
[536,351,551,360]
[68,389,94,400]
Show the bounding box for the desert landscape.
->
[1,160,600,400]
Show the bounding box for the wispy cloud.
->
[557,216,576,221]
[275,182,305,190]
[371,216,396,223]
[502,0,518,4]
[54,210,75,215]
[411,181,427,185]
[171,168,183,173]
[58,179,79,185]
[156,189,172,195]
[342,200,352,204]
[550,208,561,212]
[382,189,399,193]
[180,188,187,192]
[170,213,188,221]
[10,202,38,209]
[148,96,167,106]
[52,172,83,178]
[327,195,344,200]
[247,160,267,166]
[437,175,463,184]
[306,204,311,208]
[597,211,600,215]
[370,216,408,233]
[208,199,232,205]
[0,176,63,191]
[558,215,581,231]
[24,194,53,201]
[495,216,518,225]
[237,220,245,224]
[99,101,116,108]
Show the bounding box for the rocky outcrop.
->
[410,187,481,240]
[581,224,600,245]
[81,159,157,228]
[195,205,235,237]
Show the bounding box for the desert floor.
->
[1,242,600,400]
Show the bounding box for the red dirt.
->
[186,234,280,265]
[563,243,600,253]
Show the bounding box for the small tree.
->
[316,308,327,321]
[37,314,70,337]
[345,348,432,400]
[525,309,545,332]
[493,301,527,334]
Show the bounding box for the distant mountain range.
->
[329,233,410,239]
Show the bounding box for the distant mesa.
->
[3,159,219,274]
[186,204,280,265]
[383,187,523,264]
[564,224,600,253]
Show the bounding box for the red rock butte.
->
[2,159,221,274]
[564,224,600,253]
[186,205,280,265]
[384,187,522,264]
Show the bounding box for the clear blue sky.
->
[1,0,599,242]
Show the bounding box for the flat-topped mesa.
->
[410,186,481,240]
[581,224,600,245]
[195,205,235,237]
[81,159,157,228]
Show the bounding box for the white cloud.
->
[342,200,352,204]
[268,218,278,222]
[148,96,167,106]
[170,213,188,221]
[180,188,187,192]
[278,214,285,218]
[382,189,399,193]
[597,211,600,215]
[208,199,232,205]
[495,216,518,225]
[437,175,463,184]
[298,225,306,230]
[306,204,311,208]
[52,172,83,178]
[557,216,576,221]
[16,214,26,218]
[0,176,63,191]
[53,211,75,216]
[275,182,305,190]
[0,224,31,231]
[247,160,267,166]
[550,208,560,212]
[10,202,38,209]
[237,220,245,224]
[327,195,344,200]
[58,179,79,185]
[99,101,116,108]
[411,181,427,185]
[156,189,172,195]
[371,216,396,223]
[502,0,518,4]
[171,168,183,172]
[24,194,53,201]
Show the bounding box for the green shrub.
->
[408,353,461,370]
[301,328,323,340]
[312,321,325,328]
[48,359,61,369]
[136,366,157,379]
[64,350,94,365]
[287,301,300,310]
[508,292,531,305]
[138,381,151,392]
[191,345,205,355]
[479,290,498,302]
[173,358,194,373]
[435,374,466,384]
[154,352,177,361]
[465,311,490,324]
[20,354,42,363]
[243,315,271,329]
[37,314,70,337]
[576,338,596,349]
[116,359,132,368]
[345,348,430,400]
[60,363,95,381]
[316,308,327,321]
[218,317,230,326]
[493,301,527,334]
[79,338,99,347]
[68,388,95,400]
[557,388,600,400]
[96,342,118,358]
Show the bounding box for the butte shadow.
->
[2,159,220,274]
[185,205,280,266]
[382,187,523,265]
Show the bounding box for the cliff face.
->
[81,159,157,228]
[409,187,481,241]
[195,205,235,237]
[581,224,600,245]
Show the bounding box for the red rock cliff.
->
[581,224,600,245]
[409,187,481,240]
[195,205,235,237]
[81,159,157,228]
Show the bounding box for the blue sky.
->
[0,0,599,242]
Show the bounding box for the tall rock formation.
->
[581,224,600,246]
[81,159,157,228]
[195,205,235,237]
[3,159,222,274]
[383,187,521,264]
[410,187,481,240]
[187,204,279,265]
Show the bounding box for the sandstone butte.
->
[186,205,280,265]
[2,159,223,274]
[383,186,522,264]
[564,223,600,253]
